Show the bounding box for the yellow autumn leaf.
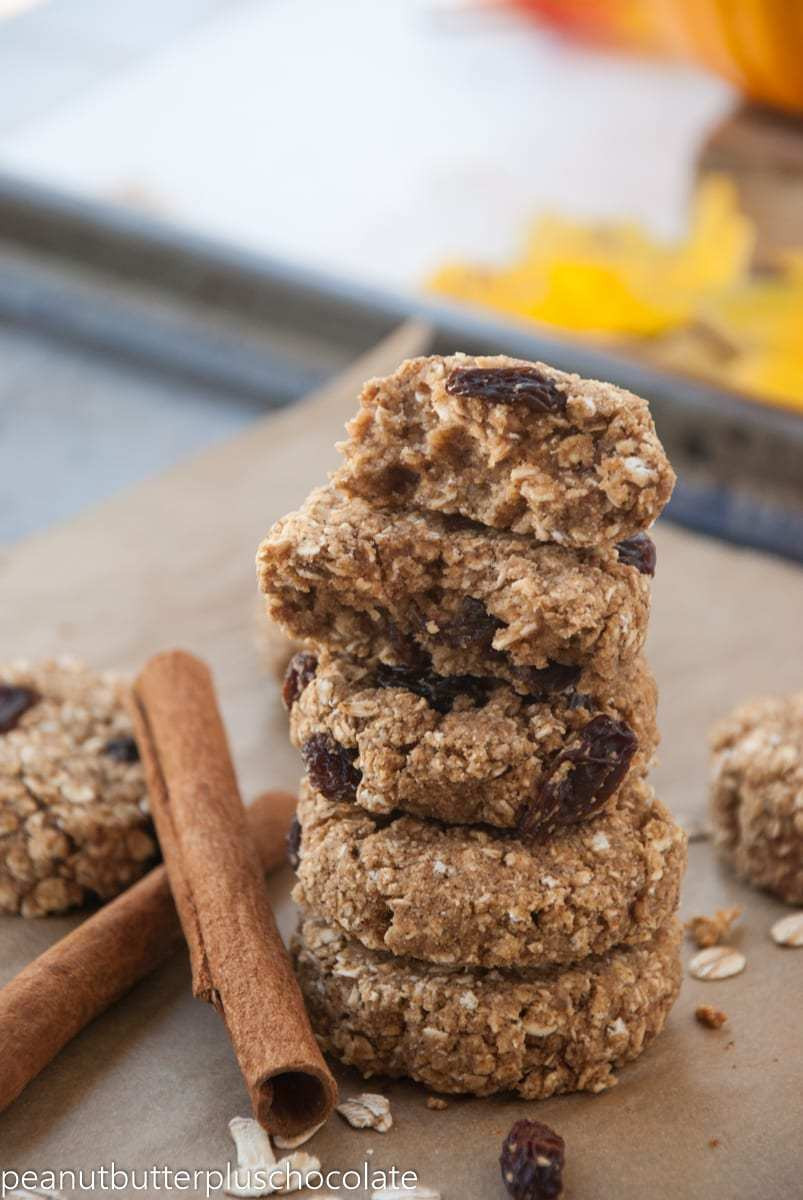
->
[427,174,803,412]
[726,349,803,412]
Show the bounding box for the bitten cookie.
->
[293,914,682,1099]
[285,649,657,831]
[0,659,157,917]
[293,776,687,968]
[333,353,675,547]
[257,484,651,691]
[710,691,803,905]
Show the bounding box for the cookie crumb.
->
[695,1004,727,1029]
[426,1096,449,1111]
[685,907,742,949]
[709,1138,720,1149]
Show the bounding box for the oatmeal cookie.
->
[293,776,686,968]
[293,914,682,1098]
[710,691,803,905]
[333,354,675,547]
[0,659,157,917]
[257,485,650,690]
[285,650,657,830]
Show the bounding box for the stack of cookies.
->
[257,354,687,1099]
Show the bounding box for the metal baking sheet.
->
[1,171,801,560]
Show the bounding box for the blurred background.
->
[1,0,801,555]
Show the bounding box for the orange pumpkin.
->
[510,1,663,48]
[515,0,803,113]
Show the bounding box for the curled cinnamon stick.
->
[131,650,336,1138]
[0,789,296,1116]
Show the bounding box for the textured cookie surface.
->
[293,776,686,968]
[334,354,675,547]
[0,659,157,916]
[293,914,682,1098]
[287,650,657,829]
[710,691,803,905]
[257,484,651,690]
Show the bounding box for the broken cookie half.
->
[334,353,675,548]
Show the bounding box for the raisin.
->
[616,532,656,576]
[518,714,637,838]
[500,1118,565,1200]
[440,513,477,533]
[514,662,582,700]
[103,735,140,763]
[282,651,318,710]
[435,597,502,651]
[446,367,567,414]
[286,816,302,870]
[374,663,493,715]
[0,685,40,733]
[382,614,430,669]
[302,733,362,802]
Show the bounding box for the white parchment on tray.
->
[0,323,801,1200]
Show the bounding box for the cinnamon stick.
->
[130,650,336,1138]
[0,789,296,1116]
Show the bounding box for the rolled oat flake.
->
[689,946,746,980]
[770,912,803,947]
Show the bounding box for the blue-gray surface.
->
[0,321,262,543]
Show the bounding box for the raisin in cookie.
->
[257,484,651,691]
[293,914,682,1098]
[285,649,657,831]
[710,691,803,905]
[333,354,675,547]
[0,659,157,917]
[293,776,686,968]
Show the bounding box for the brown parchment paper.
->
[0,320,801,1199]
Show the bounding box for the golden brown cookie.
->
[285,649,657,830]
[334,353,675,547]
[293,914,682,1098]
[257,484,651,691]
[293,775,687,968]
[0,659,157,916]
[710,691,803,905]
